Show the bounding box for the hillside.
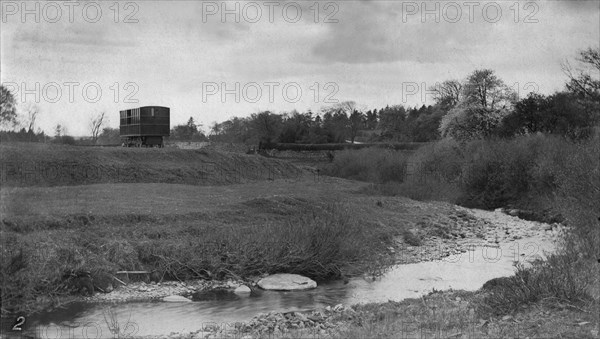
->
[0,142,303,187]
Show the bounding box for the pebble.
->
[234,285,252,294]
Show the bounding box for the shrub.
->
[52,135,76,145]
[325,148,409,183]
[457,136,541,208]
[480,131,600,315]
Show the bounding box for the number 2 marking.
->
[12,316,25,331]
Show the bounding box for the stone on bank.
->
[234,285,252,294]
[257,274,317,291]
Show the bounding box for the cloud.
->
[552,0,600,12]
[307,1,505,65]
[12,23,133,48]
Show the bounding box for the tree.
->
[409,105,445,142]
[348,109,365,143]
[251,111,281,147]
[336,101,358,116]
[171,116,208,141]
[364,109,378,130]
[498,93,550,137]
[187,117,198,132]
[209,117,253,143]
[22,103,40,133]
[321,106,349,143]
[89,111,106,144]
[440,105,509,141]
[497,48,600,139]
[542,92,597,139]
[440,69,516,141]
[378,105,406,140]
[97,127,121,144]
[55,124,63,138]
[1,85,18,128]
[279,110,312,143]
[462,69,516,110]
[430,80,462,108]
[209,121,222,137]
[562,46,600,100]
[562,46,600,129]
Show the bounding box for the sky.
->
[1,0,599,136]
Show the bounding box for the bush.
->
[52,135,76,145]
[456,136,543,208]
[325,148,408,183]
[327,133,593,217]
[480,131,599,315]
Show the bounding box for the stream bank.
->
[18,207,566,339]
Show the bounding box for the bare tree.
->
[90,111,106,144]
[430,80,463,108]
[23,104,40,133]
[562,47,600,99]
[335,101,357,116]
[462,69,516,110]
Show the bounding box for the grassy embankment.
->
[0,143,402,315]
[321,132,599,337]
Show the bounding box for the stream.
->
[16,235,555,338]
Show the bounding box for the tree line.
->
[208,47,599,146]
[1,47,598,145]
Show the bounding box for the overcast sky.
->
[1,0,599,136]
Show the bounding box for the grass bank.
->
[0,180,398,315]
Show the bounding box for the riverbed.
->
[20,228,558,338]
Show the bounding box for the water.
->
[16,236,554,338]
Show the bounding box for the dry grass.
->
[327,290,599,339]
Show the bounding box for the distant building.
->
[119,106,170,147]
